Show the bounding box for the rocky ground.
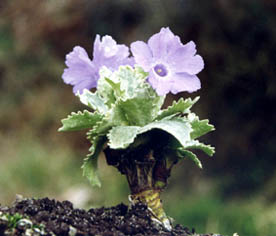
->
[0,196,223,236]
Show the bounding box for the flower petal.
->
[148,70,173,96]
[92,35,101,61]
[101,35,119,57]
[171,53,204,75]
[181,41,197,56]
[130,28,204,95]
[65,46,93,68]
[72,78,97,94]
[62,46,97,94]
[93,34,132,70]
[130,41,153,71]
[169,41,204,75]
[148,27,181,59]
[62,35,133,94]
[171,73,201,94]
[116,44,130,59]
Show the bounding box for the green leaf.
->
[106,91,164,127]
[108,126,140,149]
[104,77,124,98]
[87,117,113,141]
[177,149,202,168]
[58,110,103,132]
[97,68,117,107]
[97,66,144,104]
[108,102,130,126]
[187,113,215,139]
[140,118,192,147]
[96,66,165,126]
[78,89,108,114]
[115,95,162,126]
[99,66,147,100]
[98,66,164,116]
[107,118,192,150]
[185,140,215,156]
[118,66,150,99]
[81,136,106,187]
[156,97,199,120]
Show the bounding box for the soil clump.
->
[0,197,223,236]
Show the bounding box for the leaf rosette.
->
[59,65,215,187]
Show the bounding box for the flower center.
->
[154,64,168,77]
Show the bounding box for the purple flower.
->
[62,35,133,94]
[130,27,204,95]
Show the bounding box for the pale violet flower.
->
[130,27,204,95]
[62,35,133,94]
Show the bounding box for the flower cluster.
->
[62,27,204,96]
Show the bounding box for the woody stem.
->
[104,146,177,231]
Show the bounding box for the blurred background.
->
[0,0,276,235]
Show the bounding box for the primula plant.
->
[59,27,215,230]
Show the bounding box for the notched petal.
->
[169,44,204,75]
[62,46,97,94]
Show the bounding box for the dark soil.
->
[0,197,223,236]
